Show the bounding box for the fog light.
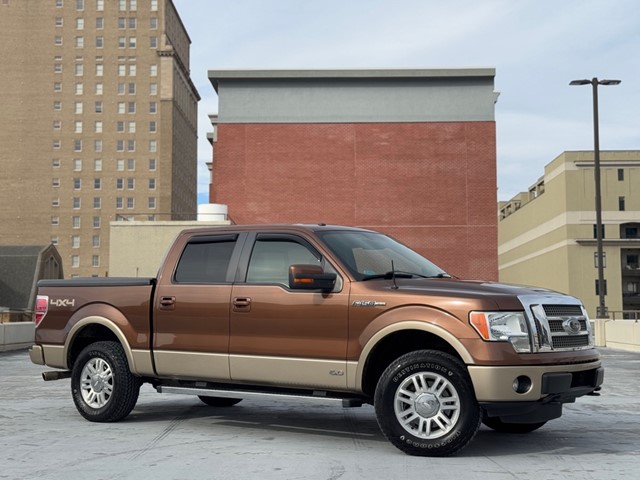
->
[512,376,532,394]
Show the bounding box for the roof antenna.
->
[390,259,399,290]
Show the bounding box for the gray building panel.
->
[209,69,498,124]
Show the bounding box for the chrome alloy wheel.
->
[394,371,461,439]
[80,357,114,409]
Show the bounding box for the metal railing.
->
[609,310,640,321]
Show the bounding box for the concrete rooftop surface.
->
[1,347,638,480]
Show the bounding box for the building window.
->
[148,197,156,209]
[76,0,84,10]
[92,255,100,267]
[53,140,61,149]
[127,197,134,209]
[75,83,84,95]
[117,102,126,114]
[127,159,135,170]
[595,279,607,296]
[53,100,62,111]
[149,83,157,95]
[51,216,60,226]
[54,63,62,73]
[149,36,157,48]
[93,216,101,228]
[96,36,104,48]
[51,237,59,246]
[128,82,136,94]
[74,101,83,114]
[127,178,135,189]
[118,64,126,76]
[96,17,104,28]
[74,120,83,133]
[53,120,62,130]
[74,139,82,152]
[72,236,80,248]
[116,197,123,209]
[118,17,125,29]
[619,196,626,211]
[128,17,136,28]
[73,159,82,171]
[118,36,126,48]
[55,17,63,27]
[52,198,60,207]
[116,140,125,152]
[75,63,84,76]
[118,83,126,95]
[151,0,157,11]
[94,159,102,171]
[73,177,81,189]
[72,216,81,229]
[128,37,136,49]
[96,0,104,12]
[148,178,155,190]
[149,121,156,133]
[117,159,125,171]
[149,158,156,171]
[128,102,136,113]
[150,64,157,76]
[94,140,102,152]
[116,178,124,189]
[52,178,61,187]
[95,121,103,133]
[150,17,157,29]
[618,169,624,181]
[117,121,125,132]
[149,101,157,113]
[129,0,136,10]
[127,139,135,152]
[54,36,63,46]
[76,17,84,29]
[128,65,136,76]
[118,0,126,11]
[95,101,103,113]
[93,197,101,209]
[149,140,157,152]
[75,36,84,48]
[593,224,605,239]
[95,82,103,94]
[96,64,104,77]
[56,0,63,7]
[52,158,61,168]
[71,256,80,268]
[54,82,62,92]
[128,121,136,133]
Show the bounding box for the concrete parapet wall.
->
[0,322,34,352]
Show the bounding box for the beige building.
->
[499,150,640,319]
[0,0,199,277]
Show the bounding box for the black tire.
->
[197,396,242,407]
[71,341,140,422]
[374,350,481,457]
[482,417,546,433]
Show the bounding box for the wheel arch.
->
[65,316,136,373]
[356,321,474,397]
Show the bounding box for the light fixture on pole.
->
[570,78,621,318]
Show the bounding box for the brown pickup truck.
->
[30,224,603,456]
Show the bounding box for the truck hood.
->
[362,277,576,311]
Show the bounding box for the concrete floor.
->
[1,347,639,480]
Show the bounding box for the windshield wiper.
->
[361,271,440,281]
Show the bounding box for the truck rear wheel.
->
[71,341,140,422]
[374,350,481,456]
[198,396,242,407]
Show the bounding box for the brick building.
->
[0,0,198,277]
[208,69,499,280]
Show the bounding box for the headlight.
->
[469,311,531,353]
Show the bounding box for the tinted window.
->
[247,239,320,285]
[174,239,236,283]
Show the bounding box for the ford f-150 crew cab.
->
[30,224,603,456]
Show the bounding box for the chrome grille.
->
[552,335,591,349]
[543,305,583,317]
[548,318,588,333]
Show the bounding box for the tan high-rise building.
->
[499,151,640,318]
[0,0,198,277]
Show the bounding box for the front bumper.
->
[468,360,603,402]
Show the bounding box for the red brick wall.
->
[212,122,497,280]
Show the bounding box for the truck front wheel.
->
[374,350,481,456]
[71,341,140,422]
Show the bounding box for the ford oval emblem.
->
[562,318,582,334]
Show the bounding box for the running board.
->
[157,385,364,408]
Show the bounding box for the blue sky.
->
[172,0,640,204]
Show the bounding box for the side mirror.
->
[289,264,336,292]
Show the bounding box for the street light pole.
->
[570,78,621,319]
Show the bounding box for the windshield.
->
[317,231,448,281]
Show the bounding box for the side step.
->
[157,385,365,408]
